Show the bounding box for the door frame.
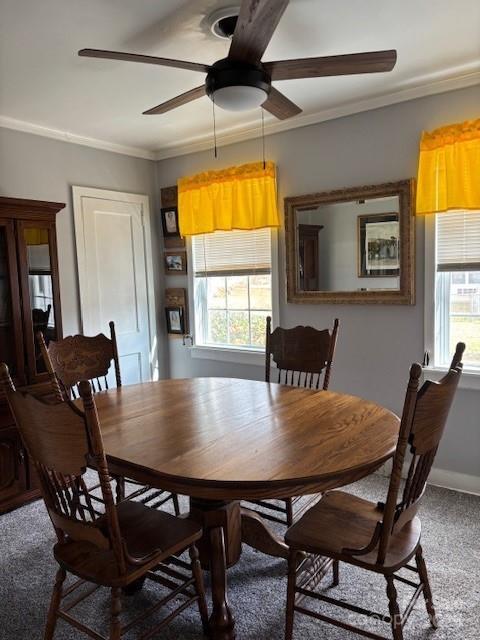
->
[72,186,157,380]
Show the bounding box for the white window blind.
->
[436,210,480,272]
[192,228,271,277]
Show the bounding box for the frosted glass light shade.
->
[212,85,267,111]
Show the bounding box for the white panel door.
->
[73,187,156,385]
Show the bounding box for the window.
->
[191,228,273,351]
[433,210,480,370]
[29,274,54,327]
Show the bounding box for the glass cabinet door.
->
[0,219,25,384]
[17,221,62,383]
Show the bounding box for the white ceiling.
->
[1,0,479,160]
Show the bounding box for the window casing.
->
[427,211,480,371]
[191,228,274,352]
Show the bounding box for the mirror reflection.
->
[24,228,57,373]
[296,196,400,292]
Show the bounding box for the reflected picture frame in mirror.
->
[357,212,400,278]
[285,179,415,304]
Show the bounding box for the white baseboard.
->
[375,463,480,496]
[427,467,480,496]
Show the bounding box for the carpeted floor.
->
[1,475,480,639]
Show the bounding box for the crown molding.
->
[0,115,156,160]
[1,66,479,163]
[153,67,480,161]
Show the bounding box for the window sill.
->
[190,345,266,367]
[423,366,480,390]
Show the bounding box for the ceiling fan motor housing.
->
[206,58,271,100]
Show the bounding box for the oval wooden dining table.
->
[92,377,400,640]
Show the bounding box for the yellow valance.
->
[24,228,49,245]
[178,161,280,236]
[416,118,480,215]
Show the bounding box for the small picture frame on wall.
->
[165,306,185,334]
[165,288,188,336]
[161,207,180,237]
[164,250,187,275]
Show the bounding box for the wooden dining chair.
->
[244,316,339,527]
[37,322,180,513]
[32,304,51,336]
[37,320,121,401]
[284,342,465,640]
[0,363,209,640]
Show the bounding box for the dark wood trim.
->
[0,196,65,220]
[48,223,63,340]
[284,179,415,305]
[0,487,41,513]
[0,217,26,386]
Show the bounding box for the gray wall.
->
[156,85,480,478]
[298,198,399,291]
[0,127,168,378]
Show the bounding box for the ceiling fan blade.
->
[78,49,210,73]
[143,85,206,115]
[228,0,290,64]
[262,87,302,120]
[264,50,397,81]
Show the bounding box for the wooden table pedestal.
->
[189,498,289,640]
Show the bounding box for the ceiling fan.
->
[78,0,397,120]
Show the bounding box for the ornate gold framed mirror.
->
[285,179,415,304]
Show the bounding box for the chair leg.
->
[44,567,66,640]
[385,575,404,640]
[415,545,438,629]
[115,477,125,503]
[332,560,340,586]
[285,498,294,527]
[172,493,181,516]
[189,544,209,636]
[285,550,298,640]
[110,587,122,640]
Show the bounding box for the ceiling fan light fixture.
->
[206,59,271,112]
[211,85,267,111]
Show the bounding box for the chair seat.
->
[285,490,421,572]
[54,501,202,586]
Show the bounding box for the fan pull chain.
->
[212,95,218,159]
[261,108,266,169]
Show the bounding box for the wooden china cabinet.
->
[298,223,323,291]
[0,196,64,513]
